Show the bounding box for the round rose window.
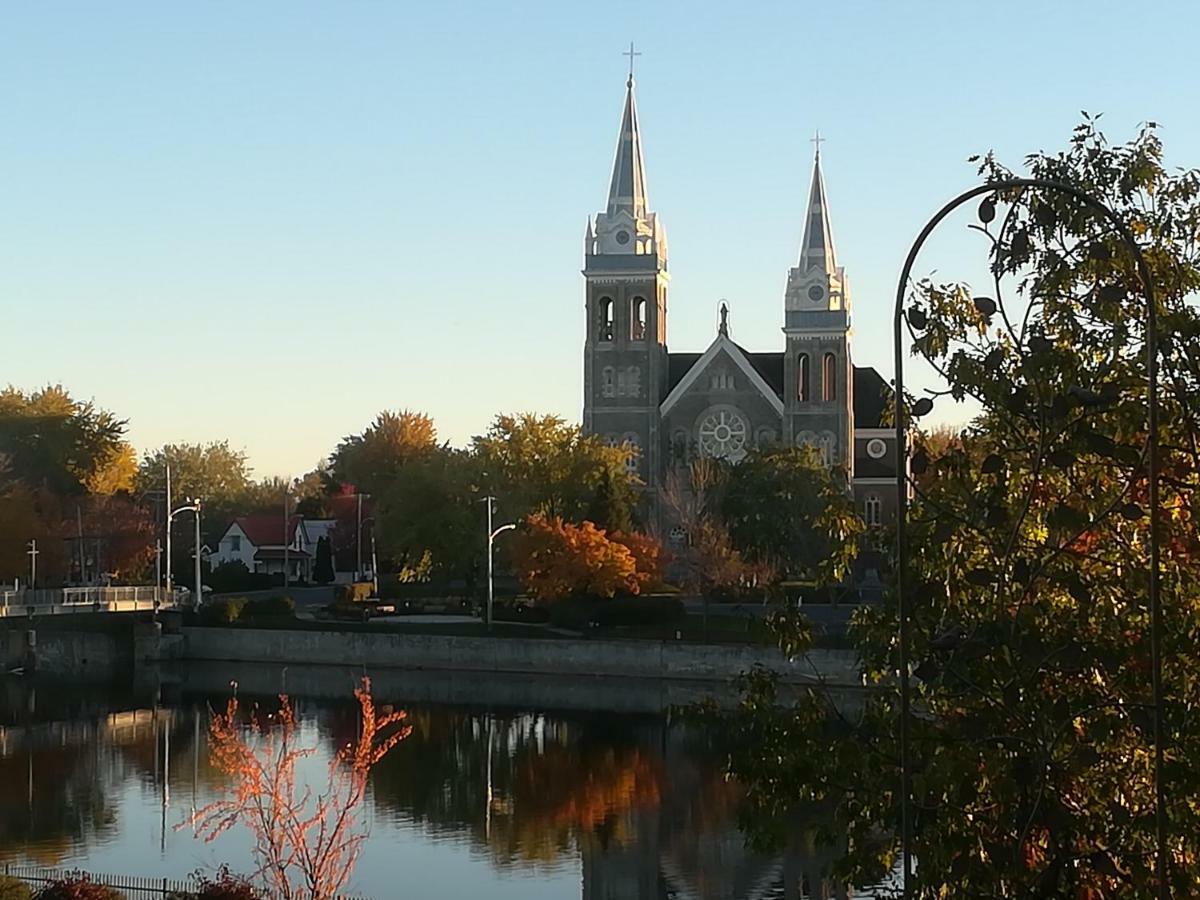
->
[697,409,749,462]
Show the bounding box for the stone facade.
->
[581,74,899,526]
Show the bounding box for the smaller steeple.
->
[605,66,649,220]
[798,137,838,276]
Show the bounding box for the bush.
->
[207,561,279,594]
[492,602,551,624]
[0,876,33,900]
[241,595,295,620]
[592,595,685,627]
[31,874,125,900]
[168,868,260,900]
[198,597,245,626]
[338,582,374,603]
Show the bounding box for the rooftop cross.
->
[811,130,826,159]
[623,42,642,86]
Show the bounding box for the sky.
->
[2,1,1198,479]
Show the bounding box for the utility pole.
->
[194,499,203,607]
[165,464,173,597]
[154,540,162,606]
[283,488,290,590]
[356,492,364,582]
[26,539,39,590]
[370,530,379,598]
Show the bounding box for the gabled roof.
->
[605,76,649,220]
[853,366,891,427]
[230,514,303,549]
[661,335,785,417]
[798,150,838,276]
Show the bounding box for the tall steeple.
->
[797,144,838,277]
[605,74,650,220]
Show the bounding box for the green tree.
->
[313,536,335,585]
[472,413,638,525]
[330,410,438,493]
[706,120,1200,897]
[720,446,863,583]
[375,448,482,586]
[0,385,130,497]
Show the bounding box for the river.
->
[0,663,893,899]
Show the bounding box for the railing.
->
[1,863,371,899]
[0,586,181,618]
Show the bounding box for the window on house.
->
[621,433,640,476]
[797,354,810,401]
[231,535,241,552]
[865,493,882,527]
[631,297,647,340]
[818,431,835,466]
[598,298,614,341]
[823,352,837,402]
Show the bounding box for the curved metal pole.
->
[892,177,1162,897]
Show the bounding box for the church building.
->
[581,71,899,528]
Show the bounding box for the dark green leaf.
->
[912,398,934,417]
[974,296,997,316]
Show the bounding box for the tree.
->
[374,448,482,586]
[313,536,335,585]
[510,514,648,602]
[0,385,129,497]
[720,446,863,583]
[473,413,638,526]
[330,410,438,494]
[707,120,1200,897]
[188,679,410,900]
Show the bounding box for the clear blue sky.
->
[3,1,1197,478]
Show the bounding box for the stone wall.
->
[179,626,862,686]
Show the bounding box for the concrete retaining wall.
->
[179,627,862,686]
[2,628,127,677]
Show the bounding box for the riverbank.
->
[176,624,862,686]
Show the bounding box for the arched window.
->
[671,429,689,466]
[818,431,836,466]
[755,427,776,448]
[598,297,614,341]
[822,352,837,402]
[864,493,882,527]
[631,297,647,340]
[621,433,640,476]
[797,354,810,402]
[601,366,616,398]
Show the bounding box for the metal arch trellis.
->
[891,178,1164,897]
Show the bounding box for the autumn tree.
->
[330,410,438,494]
[709,119,1200,897]
[473,414,638,526]
[510,514,650,602]
[188,679,410,900]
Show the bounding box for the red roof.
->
[234,514,302,548]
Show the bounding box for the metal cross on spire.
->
[811,130,826,160]
[623,42,642,86]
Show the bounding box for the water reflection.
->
[0,671,872,899]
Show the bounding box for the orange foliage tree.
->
[187,678,410,900]
[511,514,661,602]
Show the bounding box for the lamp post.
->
[891,178,1162,897]
[26,540,39,591]
[283,488,291,590]
[483,496,515,632]
[355,492,371,583]
[167,499,202,608]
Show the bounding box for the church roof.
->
[798,149,838,277]
[667,352,890,428]
[605,76,650,220]
[853,366,891,427]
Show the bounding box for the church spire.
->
[798,139,838,276]
[605,70,649,220]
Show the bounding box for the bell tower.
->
[582,59,669,489]
[782,142,854,472]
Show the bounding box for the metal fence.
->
[1,863,371,899]
[0,586,180,618]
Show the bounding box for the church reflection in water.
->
[0,671,871,899]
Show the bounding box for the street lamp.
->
[483,496,515,632]
[26,539,39,591]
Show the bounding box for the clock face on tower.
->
[808,284,825,303]
[615,230,631,245]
